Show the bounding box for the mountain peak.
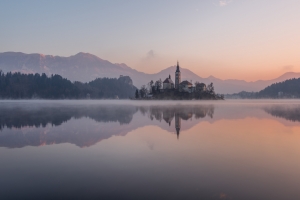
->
[75,52,91,56]
[73,52,103,60]
[275,72,300,81]
[115,63,131,69]
[2,51,300,94]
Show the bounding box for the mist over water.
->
[0,100,300,200]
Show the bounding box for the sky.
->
[1,0,300,81]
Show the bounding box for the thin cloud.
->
[147,50,155,59]
[282,65,294,71]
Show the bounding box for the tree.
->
[149,80,154,87]
[155,79,162,90]
[135,89,139,99]
[207,83,215,94]
[148,80,154,93]
[195,82,206,92]
[139,85,148,98]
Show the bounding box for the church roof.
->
[176,61,180,72]
[163,78,174,84]
[180,80,192,86]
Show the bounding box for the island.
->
[135,62,224,100]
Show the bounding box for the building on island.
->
[163,75,174,89]
[175,61,181,89]
[150,61,206,94]
[175,61,195,93]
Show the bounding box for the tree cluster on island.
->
[0,70,136,99]
[135,79,224,100]
[226,78,300,99]
[135,62,223,100]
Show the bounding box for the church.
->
[162,61,194,92]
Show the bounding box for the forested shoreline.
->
[0,71,136,99]
[226,78,300,99]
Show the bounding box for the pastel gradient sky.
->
[1,0,300,81]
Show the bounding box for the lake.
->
[0,100,300,200]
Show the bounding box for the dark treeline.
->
[259,78,300,98]
[226,78,300,99]
[0,70,136,99]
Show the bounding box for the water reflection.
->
[1,101,300,200]
[0,104,137,148]
[142,105,214,139]
[0,104,137,129]
[264,105,300,122]
[0,104,215,148]
[1,102,300,149]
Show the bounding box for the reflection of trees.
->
[140,105,214,123]
[0,104,138,148]
[264,106,300,122]
[139,105,214,139]
[0,104,214,148]
[0,105,137,130]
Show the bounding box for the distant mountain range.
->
[1,52,300,94]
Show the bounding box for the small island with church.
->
[135,62,224,100]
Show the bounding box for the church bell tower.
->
[175,61,181,89]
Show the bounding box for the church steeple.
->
[176,61,180,72]
[175,61,181,89]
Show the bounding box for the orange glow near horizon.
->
[129,49,300,82]
[2,0,300,82]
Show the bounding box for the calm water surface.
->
[0,100,300,200]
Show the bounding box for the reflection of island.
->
[0,104,214,148]
[175,113,181,139]
[264,105,300,122]
[141,105,214,139]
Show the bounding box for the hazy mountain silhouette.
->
[1,52,300,94]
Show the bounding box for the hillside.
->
[1,52,300,94]
[258,78,300,98]
[226,78,300,99]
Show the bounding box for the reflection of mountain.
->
[0,119,138,148]
[264,105,300,122]
[0,104,138,148]
[4,102,300,149]
[0,103,214,148]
